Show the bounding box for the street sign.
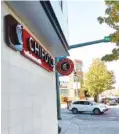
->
[56,58,74,76]
[104,36,111,42]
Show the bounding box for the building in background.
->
[59,59,83,102]
[1,1,69,134]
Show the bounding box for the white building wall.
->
[1,2,57,134]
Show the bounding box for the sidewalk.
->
[59,108,83,134]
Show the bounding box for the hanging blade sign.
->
[56,58,74,76]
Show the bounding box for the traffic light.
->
[104,36,111,42]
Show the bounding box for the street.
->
[59,105,119,134]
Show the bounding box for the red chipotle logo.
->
[5,15,54,72]
[22,30,54,71]
[56,58,74,75]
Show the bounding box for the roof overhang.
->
[5,1,69,57]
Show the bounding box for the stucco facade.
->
[1,1,69,134]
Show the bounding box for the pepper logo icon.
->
[5,15,23,51]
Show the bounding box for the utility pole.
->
[56,36,111,119]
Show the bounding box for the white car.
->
[69,100,108,115]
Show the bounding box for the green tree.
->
[98,1,119,61]
[84,59,115,102]
[116,91,119,97]
[115,88,119,97]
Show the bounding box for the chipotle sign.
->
[22,29,54,71]
[56,58,74,76]
[5,15,54,72]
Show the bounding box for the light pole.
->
[55,57,62,120]
[56,36,111,119]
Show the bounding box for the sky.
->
[67,1,119,88]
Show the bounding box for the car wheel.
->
[93,108,101,115]
[72,108,78,114]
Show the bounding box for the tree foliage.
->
[116,91,119,97]
[98,1,119,61]
[84,59,115,101]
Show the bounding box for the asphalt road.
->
[59,106,119,134]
